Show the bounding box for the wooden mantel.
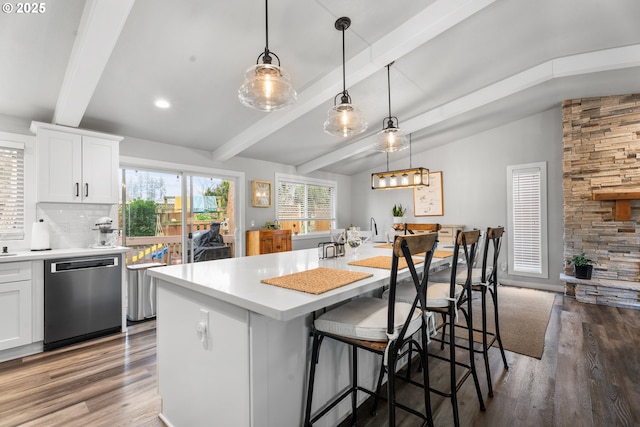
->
[592,189,640,221]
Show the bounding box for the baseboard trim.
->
[500,279,563,293]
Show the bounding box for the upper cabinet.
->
[30,122,122,204]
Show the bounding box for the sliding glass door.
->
[119,168,236,265]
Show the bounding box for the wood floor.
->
[340,292,640,427]
[0,321,162,427]
[0,292,639,426]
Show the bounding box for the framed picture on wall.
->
[413,171,443,216]
[251,180,272,207]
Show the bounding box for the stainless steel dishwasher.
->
[44,255,122,351]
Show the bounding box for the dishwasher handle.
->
[50,256,119,273]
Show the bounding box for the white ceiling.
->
[1,0,640,175]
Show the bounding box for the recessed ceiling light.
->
[154,99,171,109]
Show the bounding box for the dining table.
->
[148,242,452,427]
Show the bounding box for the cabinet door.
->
[37,129,82,203]
[82,136,119,204]
[260,234,274,254]
[272,232,288,253]
[0,280,32,351]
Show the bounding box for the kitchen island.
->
[149,244,451,427]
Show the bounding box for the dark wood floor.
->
[340,292,640,427]
[0,293,638,427]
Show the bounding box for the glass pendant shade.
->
[324,17,367,137]
[375,124,409,152]
[324,100,367,137]
[238,63,297,112]
[238,0,296,112]
[375,62,408,152]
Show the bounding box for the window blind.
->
[0,141,25,240]
[276,175,336,234]
[511,166,542,274]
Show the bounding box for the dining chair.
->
[304,233,438,427]
[425,229,486,427]
[429,227,508,398]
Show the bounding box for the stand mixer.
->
[91,217,119,248]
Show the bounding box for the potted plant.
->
[392,203,406,224]
[567,253,594,279]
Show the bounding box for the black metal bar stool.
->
[425,229,486,427]
[470,226,508,397]
[304,233,438,427]
[429,227,509,398]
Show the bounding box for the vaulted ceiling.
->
[2,0,640,175]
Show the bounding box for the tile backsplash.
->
[36,203,118,249]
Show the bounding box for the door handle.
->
[85,183,89,197]
[75,183,79,197]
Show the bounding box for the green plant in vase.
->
[392,203,406,224]
[567,253,594,279]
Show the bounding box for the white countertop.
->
[149,245,451,322]
[0,246,130,263]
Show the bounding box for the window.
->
[507,162,548,278]
[0,141,25,240]
[275,174,336,236]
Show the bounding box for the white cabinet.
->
[31,122,122,204]
[0,262,32,351]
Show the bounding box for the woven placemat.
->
[374,244,393,249]
[347,256,423,270]
[260,267,373,295]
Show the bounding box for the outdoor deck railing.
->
[123,235,235,265]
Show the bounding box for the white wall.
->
[350,107,564,291]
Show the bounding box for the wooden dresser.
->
[246,229,292,256]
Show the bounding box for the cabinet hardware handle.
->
[75,183,79,197]
[85,183,89,197]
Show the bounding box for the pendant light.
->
[238,0,297,112]
[323,17,367,137]
[371,134,429,190]
[374,62,409,152]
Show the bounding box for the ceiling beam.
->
[52,0,135,127]
[296,44,640,174]
[211,0,498,162]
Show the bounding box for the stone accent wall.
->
[562,94,640,282]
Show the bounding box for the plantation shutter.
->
[510,165,542,274]
[0,141,25,240]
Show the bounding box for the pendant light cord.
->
[409,133,412,168]
[341,26,346,94]
[264,0,269,51]
[386,63,392,118]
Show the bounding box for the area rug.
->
[448,286,556,359]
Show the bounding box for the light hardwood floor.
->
[1,293,639,427]
[0,321,162,427]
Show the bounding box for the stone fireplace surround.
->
[562,94,640,309]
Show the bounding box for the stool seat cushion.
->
[314,297,422,342]
[380,280,419,304]
[425,282,463,308]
